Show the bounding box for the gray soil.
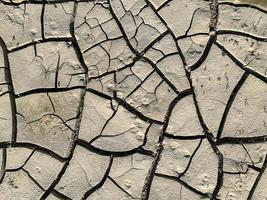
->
[0,0,266,199]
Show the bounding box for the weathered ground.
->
[0,0,266,199]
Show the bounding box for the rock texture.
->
[0,0,266,199]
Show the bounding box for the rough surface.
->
[0,0,266,199]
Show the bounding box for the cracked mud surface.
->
[0,0,266,199]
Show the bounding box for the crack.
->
[247,154,267,200]
[15,86,86,98]
[217,71,250,140]
[164,132,206,140]
[77,139,154,157]
[0,0,266,199]
[8,37,73,53]
[219,1,267,14]
[41,0,46,40]
[0,148,7,183]
[188,34,216,71]
[141,88,192,199]
[22,168,45,191]
[81,155,113,199]
[156,0,173,12]
[6,148,35,172]
[39,1,89,198]
[52,189,73,200]
[85,88,165,125]
[154,172,210,198]
[217,136,267,145]
[215,41,267,83]
[0,142,67,162]
[0,37,17,143]
[217,29,267,42]
[108,176,135,199]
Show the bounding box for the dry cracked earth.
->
[0,0,266,199]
